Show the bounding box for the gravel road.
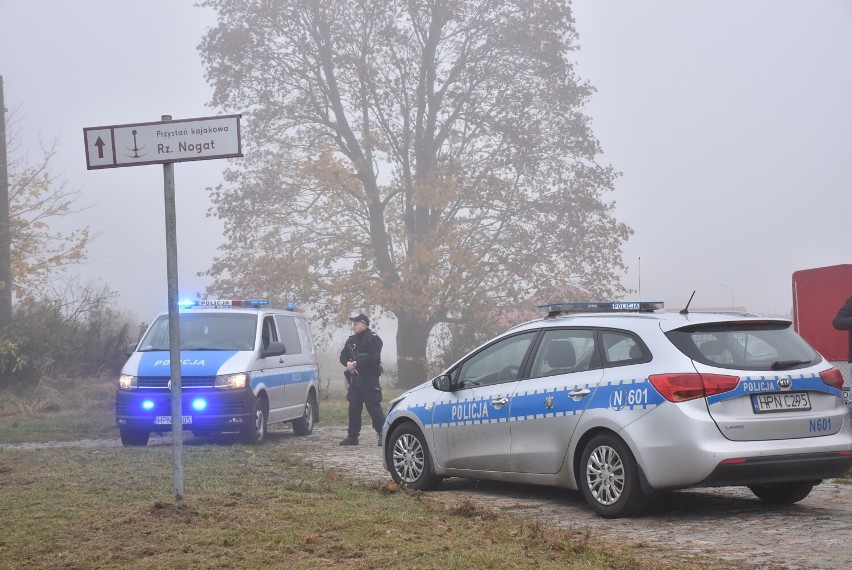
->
[4,425,850,570]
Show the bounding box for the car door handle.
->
[490,397,509,409]
[568,388,591,400]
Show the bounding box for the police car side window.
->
[274,315,302,354]
[529,329,597,378]
[457,332,537,389]
[601,330,649,367]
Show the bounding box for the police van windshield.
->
[138,313,257,351]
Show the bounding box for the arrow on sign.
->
[94,137,106,159]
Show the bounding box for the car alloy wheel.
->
[586,444,625,506]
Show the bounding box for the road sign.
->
[83,114,242,169]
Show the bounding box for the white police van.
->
[116,299,320,446]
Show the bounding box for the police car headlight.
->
[215,372,249,390]
[119,374,137,390]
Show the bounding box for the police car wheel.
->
[748,481,815,504]
[579,434,647,518]
[241,398,268,444]
[120,429,150,447]
[387,423,441,491]
[292,392,317,436]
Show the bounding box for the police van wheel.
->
[292,392,317,436]
[241,398,268,445]
[579,434,648,518]
[120,429,150,447]
[386,423,441,491]
[748,481,815,504]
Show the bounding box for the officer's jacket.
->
[339,329,383,379]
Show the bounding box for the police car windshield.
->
[138,313,257,351]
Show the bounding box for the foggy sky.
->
[1,0,851,327]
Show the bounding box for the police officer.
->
[339,313,385,446]
[833,296,852,362]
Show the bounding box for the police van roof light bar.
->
[539,301,664,318]
[183,299,270,309]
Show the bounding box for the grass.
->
[0,442,648,569]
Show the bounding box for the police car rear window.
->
[665,322,820,371]
[139,313,257,351]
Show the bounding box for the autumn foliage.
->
[200,0,631,387]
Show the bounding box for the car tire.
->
[119,429,150,447]
[386,423,441,491]
[748,481,816,504]
[240,397,268,444]
[292,392,317,436]
[579,433,648,518]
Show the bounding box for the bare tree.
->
[200,0,631,387]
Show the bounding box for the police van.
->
[116,299,320,446]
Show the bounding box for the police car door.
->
[431,331,537,472]
[509,329,604,474]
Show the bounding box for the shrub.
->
[0,282,133,393]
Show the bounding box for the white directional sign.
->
[83,114,242,169]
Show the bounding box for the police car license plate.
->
[154,415,192,425]
[751,392,811,414]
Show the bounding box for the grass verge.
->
[1,443,647,570]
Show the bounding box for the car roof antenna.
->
[679,291,696,315]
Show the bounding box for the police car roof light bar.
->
[539,301,664,318]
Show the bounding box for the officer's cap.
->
[349,313,370,326]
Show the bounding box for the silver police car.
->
[382,302,852,518]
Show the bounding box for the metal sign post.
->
[161,115,184,505]
[84,113,242,506]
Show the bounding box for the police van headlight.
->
[119,374,137,390]
[215,372,249,390]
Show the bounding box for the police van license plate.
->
[751,392,811,414]
[155,415,192,425]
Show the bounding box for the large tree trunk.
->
[395,313,431,389]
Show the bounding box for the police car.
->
[382,302,852,518]
[116,299,320,446]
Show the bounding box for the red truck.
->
[792,264,852,411]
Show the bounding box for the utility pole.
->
[0,76,12,328]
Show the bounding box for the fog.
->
[2,0,851,326]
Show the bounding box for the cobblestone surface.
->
[4,425,850,569]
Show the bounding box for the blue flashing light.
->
[177,299,196,308]
[286,302,296,311]
[192,398,208,412]
[142,400,155,410]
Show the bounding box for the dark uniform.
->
[339,314,385,445]
[832,297,852,362]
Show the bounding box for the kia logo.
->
[778,377,792,389]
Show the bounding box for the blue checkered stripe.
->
[706,373,838,405]
[251,366,318,393]
[395,377,667,428]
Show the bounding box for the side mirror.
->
[432,374,453,392]
[125,343,138,356]
[262,341,286,358]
